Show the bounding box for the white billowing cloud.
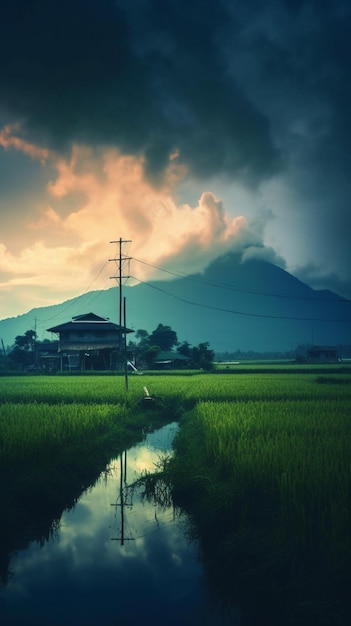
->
[152,192,260,277]
[241,244,286,267]
[0,131,270,316]
[0,238,100,289]
[45,146,265,281]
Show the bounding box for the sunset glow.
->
[0,127,270,316]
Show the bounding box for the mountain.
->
[1,253,350,353]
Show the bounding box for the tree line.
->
[128,323,215,370]
[0,324,215,372]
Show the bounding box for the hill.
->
[1,253,350,353]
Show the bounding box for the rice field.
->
[1,366,350,621]
[153,366,351,623]
[175,397,351,560]
[0,402,129,468]
[1,368,350,483]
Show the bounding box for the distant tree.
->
[130,324,214,370]
[135,329,149,343]
[0,350,7,371]
[191,342,215,370]
[177,341,192,358]
[177,340,214,370]
[148,324,178,351]
[7,346,34,370]
[143,345,161,368]
[131,324,178,367]
[7,329,38,370]
[14,330,37,351]
[128,329,150,367]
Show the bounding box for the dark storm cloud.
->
[0,0,280,183]
[1,0,351,295]
[294,263,351,301]
[219,0,351,293]
[1,0,350,182]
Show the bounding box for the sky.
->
[0,0,350,320]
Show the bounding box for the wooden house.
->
[47,312,133,371]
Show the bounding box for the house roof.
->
[47,312,134,334]
[307,346,338,353]
[154,350,190,363]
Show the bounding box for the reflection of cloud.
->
[127,446,163,475]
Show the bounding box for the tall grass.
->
[0,402,129,468]
[153,371,351,623]
[176,398,351,563]
[0,375,130,405]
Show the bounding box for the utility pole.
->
[109,238,131,382]
[123,296,128,391]
[33,316,38,367]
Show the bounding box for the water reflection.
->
[0,423,238,626]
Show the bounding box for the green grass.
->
[1,368,350,622]
[155,368,351,624]
[171,398,351,559]
[0,402,127,467]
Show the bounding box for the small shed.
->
[153,350,190,370]
[307,346,341,363]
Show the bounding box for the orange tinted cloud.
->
[0,123,49,164]
[0,127,263,312]
[44,145,260,281]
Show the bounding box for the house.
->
[307,346,341,363]
[35,340,60,372]
[153,350,190,370]
[47,312,134,371]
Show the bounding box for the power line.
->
[28,253,351,338]
[37,261,111,329]
[132,256,349,304]
[130,275,351,323]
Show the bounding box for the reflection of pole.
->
[111,450,134,545]
[120,453,125,545]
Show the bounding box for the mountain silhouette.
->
[1,253,350,353]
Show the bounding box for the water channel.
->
[1,422,239,626]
